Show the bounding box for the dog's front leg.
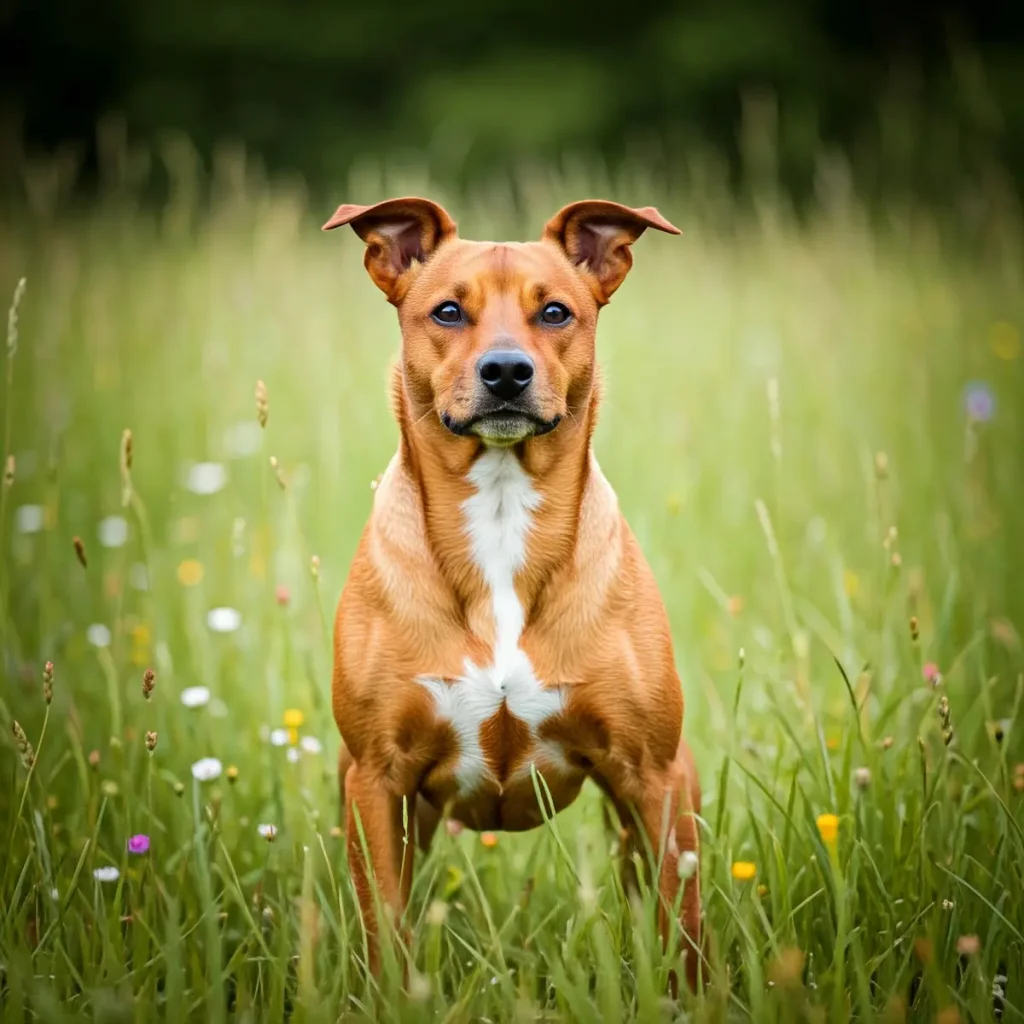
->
[344,761,416,975]
[605,736,703,991]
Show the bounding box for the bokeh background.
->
[2,3,1024,1019]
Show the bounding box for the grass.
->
[1,150,1023,1022]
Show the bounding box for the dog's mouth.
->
[440,407,562,447]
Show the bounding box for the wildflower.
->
[922,662,942,687]
[142,668,155,700]
[726,595,744,616]
[956,934,980,957]
[226,765,238,783]
[283,708,304,729]
[223,420,263,457]
[145,731,158,752]
[88,749,101,769]
[180,686,211,708]
[275,585,290,607]
[255,380,268,428]
[207,607,241,633]
[480,832,499,848]
[191,757,223,782]
[300,736,323,755]
[942,899,954,910]
[92,866,120,883]
[177,559,204,586]
[731,861,756,881]
[286,747,301,764]
[101,780,119,797]
[767,947,805,988]
[97,515,128,549]
[816,813,839,845]
[86,623,111,648]
[16,504,44,534]
[677,850,699,880]
[257,823,277,842]
[854,767,871,789]
[42,661,54,705]
[185,461,227,495]
[964,381,996,422]
[127,834,150,855]
[269,728,289,747]
[426,899,448,926]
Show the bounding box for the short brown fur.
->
[325,197,702,988]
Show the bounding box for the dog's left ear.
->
[542,200,680,304]
[322,197,457,304]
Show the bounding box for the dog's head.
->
[323,197,679,447]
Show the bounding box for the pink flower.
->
[275,585,290,607]
[922,662,942,686]
[127,834,150,854]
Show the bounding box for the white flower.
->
[179,686,211,709]
[209,698,228,718]
[207,607,241,633]
[15,504,45,534]
[191,757,223,782]
[129,562,150,591]
[286,747,301,764]
[257,823,277,840]
[677,850,699,880]
[93,866,120,883]
[185,462,227,495]
[300,736,323,755]
[50,887,59,902]
[223,421,263,458]
[87,624,111,648]
[97,515,129,548]
[269,728,289,747]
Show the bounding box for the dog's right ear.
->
[322,197,457,304]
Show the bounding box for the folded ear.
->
[322,197,457,303]
[542,200,680,303]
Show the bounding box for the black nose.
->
[477,349,534,400]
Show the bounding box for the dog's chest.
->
[417,450,564,792]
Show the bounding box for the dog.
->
[324,197,702,988]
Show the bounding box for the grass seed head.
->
[145,730,158,752]
[43,660,54,704]
[142,668,155,700]
[12,720,35,768]
[255,379,268,427]
[6,276,26,359]
[854,766,871,789]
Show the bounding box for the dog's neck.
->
[389,364,600,606]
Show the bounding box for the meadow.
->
[1,148,1023,1022]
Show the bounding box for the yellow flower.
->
[816,813,839,844]
[480,831,499,849]
[226,765,239,784]
[177,559,204,587]
[990,321,1020,361]
[130,624,151,666]
[843,570,860,598]
[731,861,756,881]
[288,728,299,745]
[283,708,304,729]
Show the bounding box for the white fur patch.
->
[418,449,564,792]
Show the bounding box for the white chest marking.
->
[417,449,564,792]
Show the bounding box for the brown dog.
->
[325,197,701,987]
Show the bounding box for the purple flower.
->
[964,382,996,423]
[127,834,150,855]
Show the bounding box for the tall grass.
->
[0,147,1022,1022]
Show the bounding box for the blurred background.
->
[2,0,1024,206]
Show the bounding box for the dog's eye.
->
[431,301,464,325]
[540,302,572,326]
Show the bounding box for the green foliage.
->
[1,151,1023,1020]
